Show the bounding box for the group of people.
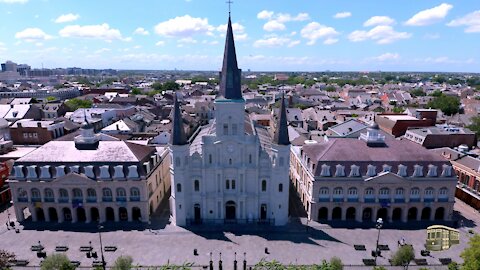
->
[397,237,406,246]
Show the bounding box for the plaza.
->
[0,198,478,269]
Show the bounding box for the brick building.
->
[10,119,65,145]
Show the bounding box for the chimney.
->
[17,122,22,128]
[37,122,42,127]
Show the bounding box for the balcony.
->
[102,197,113,202]
[86,197,97,203]
[31,197,41,203]
[410,197,421,202]
[394,198,405,203]
[347,198,358,202]
[332,197,343,202]
[44,197,55,203]
[130,196,140,202]
[58,198,69,203]
[17,197,28,203]
[364,198,375,203]
[72,198,83,204]
[424,198,435,203]
[438,197,449,202]
[116,197,127,202]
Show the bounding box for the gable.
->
[52,172,96,186]
[364,172,409,184]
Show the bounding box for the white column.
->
[86,208,92,223]
[356,206,363,222]
[58,207,64,223]
[401,207,408,223]
[30,206,37,222]
[99,207,106,223]
[44,208,50,222]
[71,208,78,223]
[114,207,119,222]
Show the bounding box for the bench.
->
[414,259,428,265]
[93,261,105,267]
[354,245,366,251]
[362,259,376,266]
[11,260,29,266]
[439,258,452,265]
[70,261,81,267]
[378,245,390,251]
[79,246,93,252]
[30,245,44,252]
[104,246,117,252]
[55,246,69,252]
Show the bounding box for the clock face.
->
[227,144,235,153]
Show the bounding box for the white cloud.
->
[370,53,400,61]
[418,56,475,64]
[0,0,28,3]
[263,20,285,31]
[300,22,339,45]
[54,13,80,23]
[334,12,351,19]
[154,15,213,37]
[257,10,274,20]
[253,36,295,48]
[348,25,411,44]
[405,3,453,26]
[216,22,248,40]
[363,16,395,27]
[155,41,165,46]
[177,37,197,44]
[94,48,110,54]
[0,42,6,51]
[447,10,480,33]
[134,27,150,35]
[288,40,301,47]
[59,23,129,41]
[424,33,440,39]
[15,28,52,41]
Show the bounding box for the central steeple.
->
[218,15,243,100]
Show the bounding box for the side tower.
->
[169,94,189,226]
[271,93,291,225]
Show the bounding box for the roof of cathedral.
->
[273,93,290,145]
[218,16,243,100]
[170,94,188,145]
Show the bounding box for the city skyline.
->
[0,0,479,72]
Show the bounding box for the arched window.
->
[59,188,69,199]
[116,188,126,197]
[395,188,404,196]
[72,188,83,199]
[379,188,390,196]
[130,187,140,197]
[194,180,200,192]
[279,183,283,192]
[319,187,329,195]
[261,180,267,192]
[410,187,420,196]
[226,180,230,189]
[348,187,358,195]
[18,188,27,198]
[44,188,54,201]
[439,187,448,196]
[176,183,182,192]
[102,188,112,198]
[31,188,41,199]
[333,187,343,195]
[231,180,236,189]
[87,188,96,198]
[364,188,375,196]
[424,187,435,197]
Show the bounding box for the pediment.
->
[52,172,96,186]
[364,172,408,184]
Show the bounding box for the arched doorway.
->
[48,208,58,222]
[346,207,356,220]
[421,207,431,220]
[106,207,115,221]
[90,208,100,223]
[408,207,417,221]
[76,208,86,222]
[363,208,372,221]
[132,207,142,222]
[63,208,72,222]
[260,204,267,220]
[377,208,387,221]
[392,208,402,221]
[35,208,45,222]
[119,207,128,221]
[225,201,236,220]
[194,204,201,223]
[434,207,445,220]
[318,207,328,220]
[332,207,342,220]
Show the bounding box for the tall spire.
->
[273,93,290,145]
[170,94,188,145]
[218,15,243,100]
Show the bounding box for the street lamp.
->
[374,218,383,265]
[97,225,106,270]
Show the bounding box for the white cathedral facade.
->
[168,15,291,226]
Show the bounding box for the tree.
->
[325,85,336,92]
[41,254,75,270]
[390,245,415,269]
[410,88,426,97]
[467,116,480,137]
[448,261,460,270]
[460,234,480,270]
[329,257,343,270]
[426,94,460,116]
[65,98,93,111]
[46,96,57,102]
[0,250,15,270]
[163,81,180,91]
[131,88,143,95]
[112,256,133,270]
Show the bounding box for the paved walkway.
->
[0,199,478,268]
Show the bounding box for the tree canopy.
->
[112,256,133,270]
[40,253,75,270]
[0,250,15,270]
[460,234,480,270]
[153,81,180,92]
[467,116,480,138]
[426,93,460,116]
[65,98,93,111]
[390,245,415,268]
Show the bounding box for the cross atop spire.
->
[226,0,233,16]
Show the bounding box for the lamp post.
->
[98,225,106,270]
[374,218,383,265]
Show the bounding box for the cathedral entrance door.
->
[194,204,201,223]
[260,204,267,220]
[225,201,236,220]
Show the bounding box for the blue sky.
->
[0,0,479,72]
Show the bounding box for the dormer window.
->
[320,164,331,177]
[382,164,392,173]
[413,165,423,177]
[366,165,377,177]
[397,164,407,177]
[335,164,345,177]
[427,164,438,177]
[349,165,360,177]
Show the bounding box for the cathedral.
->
[169,15,291,226]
